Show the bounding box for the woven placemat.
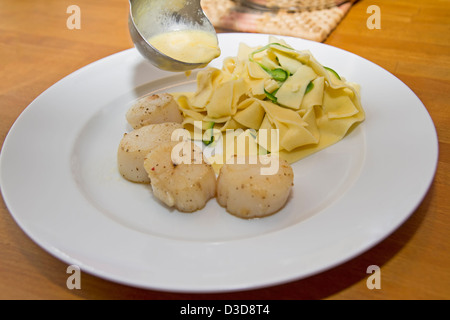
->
[201,0,356,42]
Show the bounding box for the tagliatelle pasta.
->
[173,36,365,168]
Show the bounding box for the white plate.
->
[0,33,438,293]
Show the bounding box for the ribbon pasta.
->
[174,36,365,166]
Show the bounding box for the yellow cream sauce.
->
[148,30,220,64]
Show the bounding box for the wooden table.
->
[1,0,449,300]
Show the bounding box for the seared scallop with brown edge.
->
[144,140,216,213]
[126,93,184,130]
[117,122,183,184]
[217,155,294,219]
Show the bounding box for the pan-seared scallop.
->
[217,155,294,219]
[117,122,183,183]
[126,93,184,129]
[144,141,216,213]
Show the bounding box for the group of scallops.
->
[117,93,294,219]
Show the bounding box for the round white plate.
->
[0,33,438,293]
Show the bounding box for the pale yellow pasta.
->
[172,37,365,168]
[300,77,324,110]
[275,65,316,109]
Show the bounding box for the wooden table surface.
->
[1,0,449,300]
